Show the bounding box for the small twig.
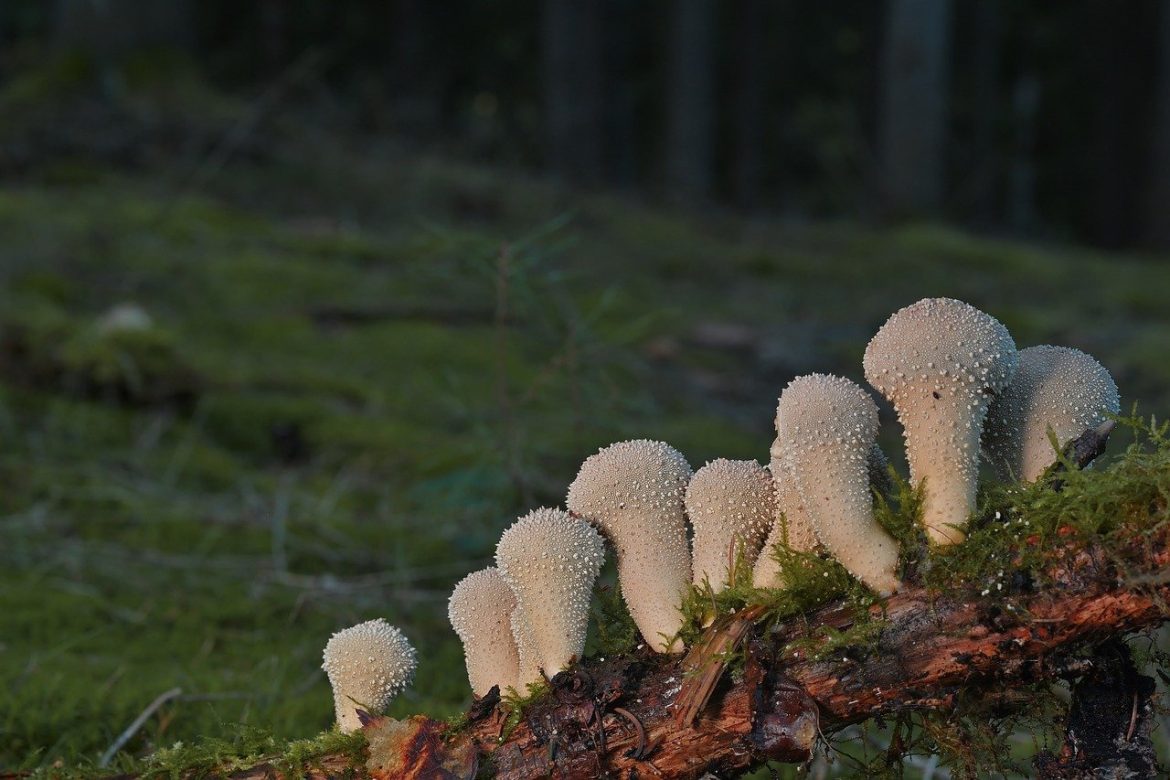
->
[611,707,646,759]
[99,687,183,767]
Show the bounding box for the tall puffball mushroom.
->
[566,439,693,653]
[495,507,605,681]
[778,373,901,595]
[322,618,417,732]
[685,458,773,592]
[448,567,521,696]
[753,437,820,589]
[864,297,1018,545]
[982,345,1120,483]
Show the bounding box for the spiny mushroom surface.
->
[983,345,1120,482]
[863,297,1018,545]
[753,438,819,589]
[778,373,901,595]
[495,507,605,681]
[685,458,773,592]
[447,567,521,696]
[566,439,693,653]
[321,618,417,733]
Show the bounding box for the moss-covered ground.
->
[1,60,1169,777]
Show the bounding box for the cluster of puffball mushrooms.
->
[319,297,1120,732]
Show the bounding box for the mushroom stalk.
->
[448,568,521,696]
[983,345,1120,483]
[753,438,819,589]
[321,619,417,732]
[566,439,693,653]
[495,508,605,680]
[686,458,773,592]
[863,297,1018,545]
[777,374,901,595]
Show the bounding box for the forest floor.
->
[2,60,1169,776]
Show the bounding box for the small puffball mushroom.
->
[495,507,605,680]
[778,373,901,595]
[864,297,1018,545]
[753,438,819,589]
[566,439,693,653]
[685,458,773,592]
[448,568,521,696]
[322,618,417,733]
[983,345,1120,483]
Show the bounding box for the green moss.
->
[921,414,1170,597]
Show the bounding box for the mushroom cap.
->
[322,618,417,732]
[863,297,1018,545]
[495,507,605,679]
[566,439,693,653]
[983,345,1120,482]
[753,438,820,589]
[448,567,521,696]
[777,373,901,595]
[685,458,773,591]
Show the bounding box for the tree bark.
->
[876,0,954,217]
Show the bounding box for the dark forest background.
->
[3,0,1169,249]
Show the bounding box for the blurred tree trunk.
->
[1087,1,1153,249]
[1148,0,1170,249]
[665,0,717,203]
[966,0,1001,226]
[54,0,194,57]
[542,0,604,185]
[605,0,641,188]
[876,0,954,216]
[731,0,768,210]
[1008,73,1039,234]
[258,0,287,76]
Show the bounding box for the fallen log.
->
[92,422,1170,779]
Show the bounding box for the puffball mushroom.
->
[321,618,417,733]
[448,567,521,696]
[778,373,901,595]
[864,297,1018,546]
[982,345,1120,483]
[685,458,773,592]
[566,439,693,653]
[753,439,819,589]
[495,507,605,681]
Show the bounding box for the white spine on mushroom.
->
[685,458,773,592]
[983,345,1120,482]
[778,374,901,595]
[863,297,1018,545]
[495,508,605,681]
[447,567,521,696]
[566,439,693,653]
[753,437,820,589]
[321,618,417,733]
